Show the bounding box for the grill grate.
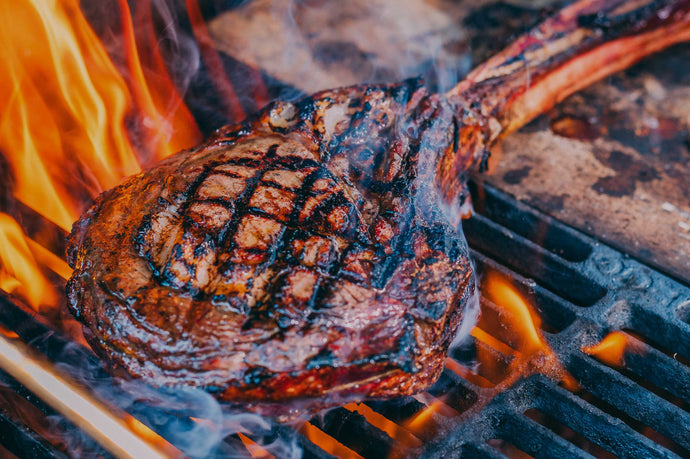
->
[1,179,688,458]
[420,182,690,458]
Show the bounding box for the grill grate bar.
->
[621,334,690,403]
[569,353,690,451]
[529,379,679,458]
[1,178,689,457]
[572,389,690,457]
[0,407,68,459]
[627,307,690,361]
[467,442,512,459]
[499,412,596,459]
[308,407,396,458]
[467,181,594,264]
[470,251,578,332]
[464,214,606,307]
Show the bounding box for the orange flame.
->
[344,403,421,448]
[404,400,444,434]
[582,331,631,367]
[482,274,545,356]
[120,0,201,161]
[238,432,275,459]
[0,0,201,233]
[468,272,578,390]
[0,214,55,309]
[0,0,203,318]
[298,421,363,459]
[0,0,141,231]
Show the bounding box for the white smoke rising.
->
[47,339,303,458]
[209,0,473,95]
[450,279,481,350]
[148,0,201,103]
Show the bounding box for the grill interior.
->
[0,178,688,458]
[1,1,689,458]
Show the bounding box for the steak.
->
[66,0,690,409]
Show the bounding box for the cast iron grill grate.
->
[0,179,688,458]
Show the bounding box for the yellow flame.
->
[0,0,203,321]
[0,0,202,235]
[464,272,578,390]
[298,421,363,459]
[0,214,55,309]
[483,274,544,356]
[582,331,630,367]
[0,0,143,231]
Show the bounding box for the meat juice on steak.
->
[66,0,690,409]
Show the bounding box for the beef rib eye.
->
[66,0,690,408]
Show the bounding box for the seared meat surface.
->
[66,0,690,407]
[68,81,475,404]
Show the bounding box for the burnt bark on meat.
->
[66,0,690,409]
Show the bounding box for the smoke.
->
[450,281,481,350]
[82,0,201,104]
[208,0,473,98]
[46,340,302,458]
[108,382,303,458]
[148,0,201,98]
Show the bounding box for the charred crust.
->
[66,81,473,408]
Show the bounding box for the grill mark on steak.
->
[66,0,690,413]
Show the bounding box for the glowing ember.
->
[238,432,275,459]
[470,326,517,357]
[0,213,55,309]
[443,357,494,388]
[344,403,421,448]
[298,421,363,459]
[0,324,19,340]
[582,331,637,367]
[404,400,444,434]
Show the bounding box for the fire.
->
[0,0,138,230]
[238,432,275,459]
[0,0,204,315]
[468,272,577,390]
[582,331,637,367]
[404,400,444,434]
[298,421,363,459]
[482,274,544,355]
[344,403,421,448]
[0,333,181,458]
[119,0,201,161]
[0,214,55,310]
[0,0,201,231]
